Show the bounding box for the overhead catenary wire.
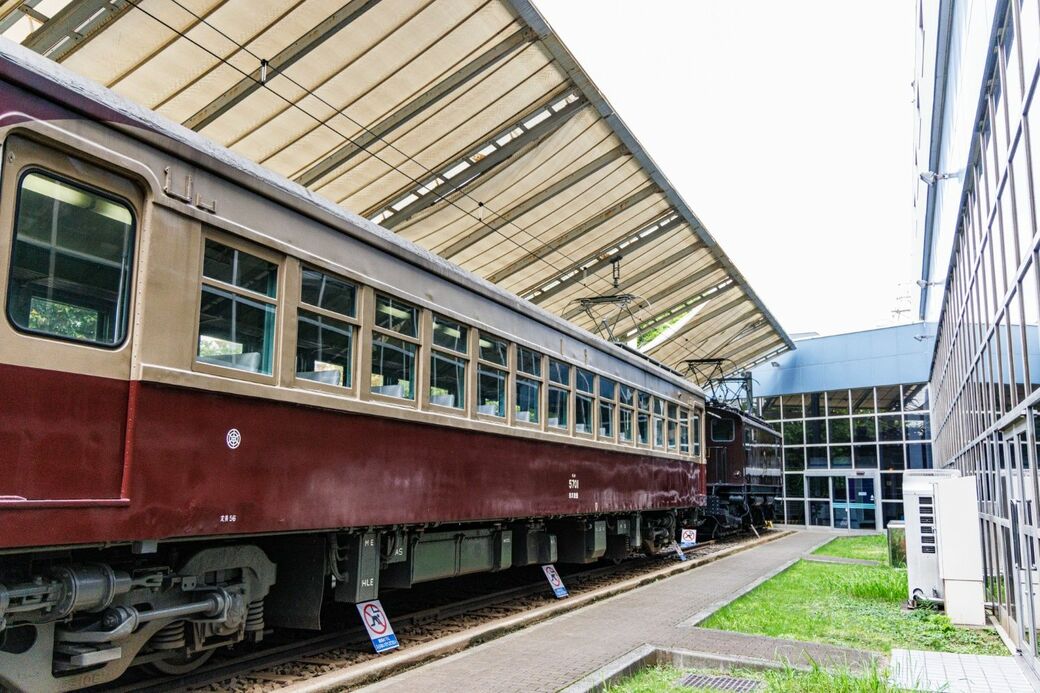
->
[125,0,601,296]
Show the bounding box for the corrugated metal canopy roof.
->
[0,0,793,379]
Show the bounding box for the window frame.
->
[474,331,511,422]
[292,263,360,396]
[547,358,573,433]
[366,289,422,405]
[193,230,282,384]
[425,312,470,413]
[514,345,543,428]
[574,367,596,438]
[5,165,138,350]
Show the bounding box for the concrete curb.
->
[280,530,795,692]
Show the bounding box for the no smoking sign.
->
[356,599,399,653]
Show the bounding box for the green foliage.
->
[814,535,889,564]
[762,660,908,692]
[701,560,1006,655]
[605,664,693,692]
[636,312,687,348]
[28,296,97,341]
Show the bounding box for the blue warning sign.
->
[356,599,399,653]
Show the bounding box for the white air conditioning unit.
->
[902,469,985,625]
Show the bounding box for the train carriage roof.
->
[0,0,793,382]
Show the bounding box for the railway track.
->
[95,531,771,692]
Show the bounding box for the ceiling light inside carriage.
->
[22,173,132,225]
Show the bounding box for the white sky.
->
[535,0,917,337]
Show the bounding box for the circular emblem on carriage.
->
[226,428,242,450]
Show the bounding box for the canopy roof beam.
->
[23,0,130,61]
[629,284,740,341]
[501,193,670,291]
[295,24,536,187]
[184,0,383,131]
[372,90,588,228]
[439,144,626,260]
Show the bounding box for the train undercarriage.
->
[0,509,698,692]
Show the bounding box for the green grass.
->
[813,534,889,564]
[701,560,1006,655]
[606,662,909,692]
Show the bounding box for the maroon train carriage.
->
[0,44,708,690]
[703,403,782,536]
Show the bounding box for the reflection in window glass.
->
[296,310,352,386]
[829,418,850,444]
[600,378,616,400]
[762,396,781,420]
[782,394,803,419]
[430,352,465,408]
[692,412,701,455]
[879,444,905,470]
[301,267,355,316]
[577,369,595,393]
[881,473,903,500]
[830,445,852,468]
[806,420,826,445]
[853,417,877,442]
[784,447,805,471]
[548,386,568,429]
[517,346,541,376]
[576,394,593,434]
[809,501,830,526]
[479,334,508,365]
[854,444,879,468]
[805,392,825,418]
[850,388,875,414]
[371,334,415,399]
[906,443,933,469]
[786,500,806,524]
[679,422,689,453]
[600,401,614,437]
[637,391,651,411]
[876,386,902,412]
[516,376,539,424]
[902,383,929,411]
[785,473,805,497]
[204,239,277,297]
[904,414,931,440]
[477,365,506,417]
[637,409,649,444]
[620,385,633,406]
[549,359,570,385]
[667,419,677,449]
[654,415,665,447]
[375,294,417,337]
[827,390,849,416]
[432,315,468,353]
[7,172,136,346]
[808,476,829,498]
[198,285,276,374]
[806,446,828,468]
[878,415,903,441]
[783,421,804,445]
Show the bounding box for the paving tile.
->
[361,532,868,693]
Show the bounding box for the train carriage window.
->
[477,333,508,417]
[619,384,634,443]
[653,398,665,448]
[692,410,702,456]
[548,359,570,430]
[197,240,277,374]
[296,267,357,387]
[429,315,467,409]
[711,418,735,443]
[598,377,616,440]
[636,391,650,445]
[371,294,418,400]
[516,346,541,424]
[7,171,135,346]
[575,368,595,435]
[679,407,690,455]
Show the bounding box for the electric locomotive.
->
[703,402,782,536]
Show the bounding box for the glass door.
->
[846,477,877,530]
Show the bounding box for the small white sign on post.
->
[672,541,687,561]
[356,599,399,653]
[542,564,569,598]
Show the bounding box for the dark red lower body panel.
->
[0,369,703,550]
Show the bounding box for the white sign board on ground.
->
[680,529,697,546]
[542,564,569,598]
[356,599,399,653]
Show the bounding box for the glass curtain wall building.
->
[749,325,938,531]
[758,384,932,529]
[916,0,1040,667]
